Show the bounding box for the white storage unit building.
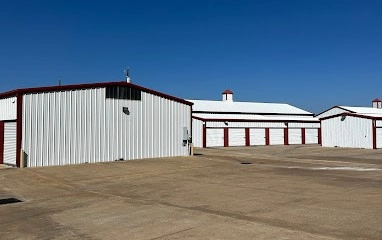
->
[190,90,321,148]
[321,113,382,149]
[318,98,382,149]
[0,82,192,167]
[315,99,382,119]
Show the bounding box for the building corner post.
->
[372,120,377,149]
[16,93,23,168]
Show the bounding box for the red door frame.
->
[245,128,250,146]
[284,128,289,145]
[265,128,270,145]
[224,128,229,147]
[0,121,4,164]
[202,124,207,148]
[301,128,306,144]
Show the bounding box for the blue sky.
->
[1,0,381,114]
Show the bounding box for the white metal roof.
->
[339,106,382,114]
[188,100,313,115]
[193,113,319,122]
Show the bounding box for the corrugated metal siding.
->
[0,97,17,121]
[288,128,301,144]
[206,128,224,147]
[228,128,245,146]
[22,88,191,167]
[250,128,265,145]
[316,108,349,119]
[322,116,373,149]
[376,120,382,127]
[269,128,284,145]
[305,129,318,144]
[192,118,204,148]
[206,121,286,128]
[3,122,17,165]
[377,128,382,149]
[288,122,320,128]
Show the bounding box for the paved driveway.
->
[1,145,382,239]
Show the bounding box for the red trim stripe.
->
[245,128,250,146]
[284,128,289,145]
[16,94,23,167]
[373,120,377,149]
[192,117,319,123]
[224,128,229,147]
[0,122,4,164]
[301,128,306,144]
[203,124,207,148]
[265,128,270,145]
[320,112,382,121]
[0,82,193,106]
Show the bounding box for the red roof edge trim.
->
[0,81,193,106]
[320,112,382,121]
[372,98,382,102]
[192,116,319,123]
[192,116,205,121]
[314,106,355,117]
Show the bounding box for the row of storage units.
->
[321,113,382,149]
[192,116,321,148]
[203,128,320,147]
[204,127,320,147]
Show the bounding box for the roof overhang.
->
[320,112,382,121]
[0,81,193,106]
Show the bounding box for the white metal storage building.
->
[321,113,382,149]
[189,90,321,148]
[0,82,192,167]
[316,99,382,119]
[319,98,382,149]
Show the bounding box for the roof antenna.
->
[124,67,131,83]
[58,79,62,86]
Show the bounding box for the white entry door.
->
[229,128,245,146]
[288,128,302,144]
[269,128,284,145]
[305,128,318,144]
[206,128,224,147]
[3,122,17,165]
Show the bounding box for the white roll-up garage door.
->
[377,128,382,149]
[305,128,318,144]
[288,128,301,144]
[250,128,265,145]
[206,128,224,147]
[229,128,245,147]
[3,122,17,165]
[269,128,284,145]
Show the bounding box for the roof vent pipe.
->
[222,89,233,102]
[125,68,131,83]
[372,98,382,108]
